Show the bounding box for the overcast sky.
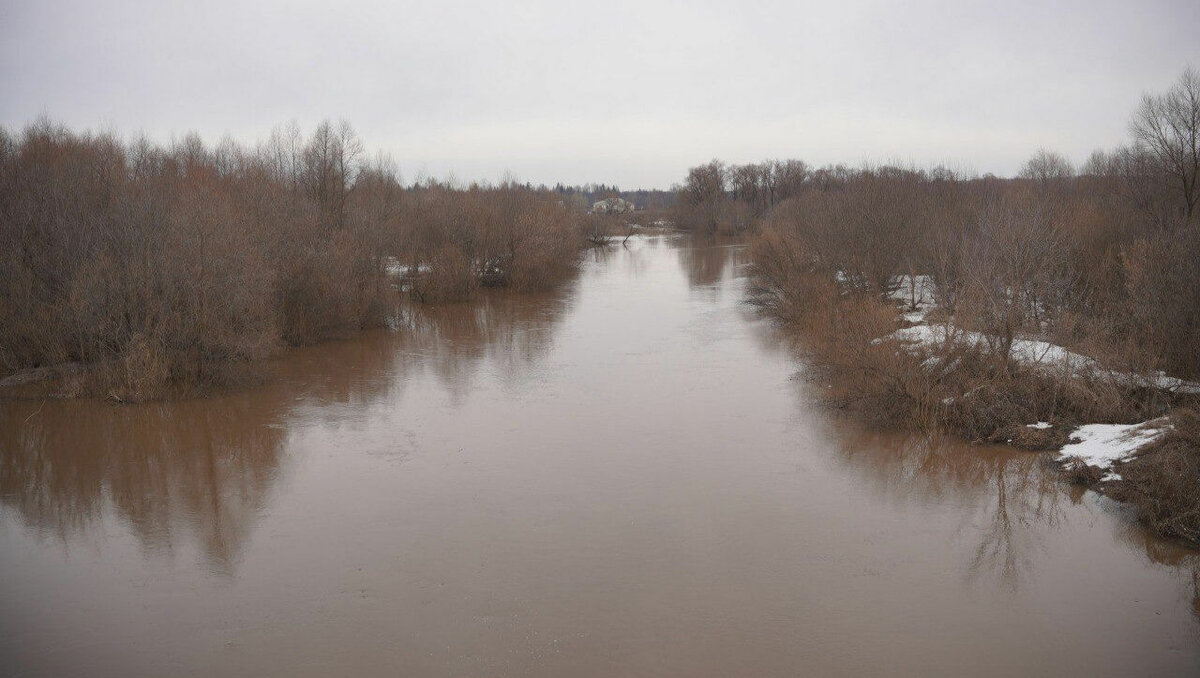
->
[2,1,1198,188]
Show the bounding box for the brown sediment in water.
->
[1,236,1197,677]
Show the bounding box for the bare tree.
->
[676,159,726,234]
[1130,67,1200,224]
[1019,149,1074,184]
[960,192,1070,371]
[302,120,363,230]
[1080,149,1116,177]
[773,159,809,201]
[263,121,304,191]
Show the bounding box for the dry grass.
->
[1109,409,1200,544]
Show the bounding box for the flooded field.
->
[2,236,1198,677]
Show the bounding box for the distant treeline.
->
[0,120,587,399]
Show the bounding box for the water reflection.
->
[1103,495,1200,617]
[2,235,1198,677]
[966,453,1063,589]
[0,333,410,571]
[677,236,749,291]
[397,285,574,401]
[0,279,578,574]
[834,428,1065,590]
[1,397,288,574]
[274,328,412,408]
[832,423,1200,618]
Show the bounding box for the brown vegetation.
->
[0,120,586,400]
[672,159,809,235]
[731,67,1200,544]
[397,182,584,303]
[1109,409,1200,544]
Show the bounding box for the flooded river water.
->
[2,235,1198,676]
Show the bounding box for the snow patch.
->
[878,323,1200,394]
[384,257,431,277]
[1027,422,1052,430]
[888,274,936,309]
[1056,418,1171,470]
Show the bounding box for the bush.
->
[397,182,583,301]
[0,122,381,398]
[414,244,478,303]
[0,121,590,400]
[1112,409,1200,544]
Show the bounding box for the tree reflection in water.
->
[0,332,405,573]
[397,283,575,404]
[3,394,290,574]
[676,235,749,293]
[966,452,1063,590]
[834,424,1200,615]
[835,428,1064,590]
[1100,491,1200,619]
[0,280,577,575]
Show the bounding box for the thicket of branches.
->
[671,159,811,235]
[723,68,1200,543]
[0,120,585,399]
[750,167,1199,376]
[684,68,1199,383]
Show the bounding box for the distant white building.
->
[590,197,635,214]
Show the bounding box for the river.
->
[1,235,1197,676]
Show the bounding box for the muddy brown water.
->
[2,235,1198,677]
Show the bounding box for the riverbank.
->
[4,235,1198,677]
[0,121,589,401]
[748,258,1200,546]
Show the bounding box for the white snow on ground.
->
[890,275,936,323]
[878,323,1200,394]
[1150,374,1200,394]
[854,272,1200,394]
[1056,418,1172,470]
[882,324,1091,369]
[384,257,432,276]
[888,274,936,306]
[1027,422,1052,429]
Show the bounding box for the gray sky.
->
[2,0,1198,188]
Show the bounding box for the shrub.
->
[0,122,389,398]
[1113,409,1200,544]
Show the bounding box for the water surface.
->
[2,236,1198,676]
